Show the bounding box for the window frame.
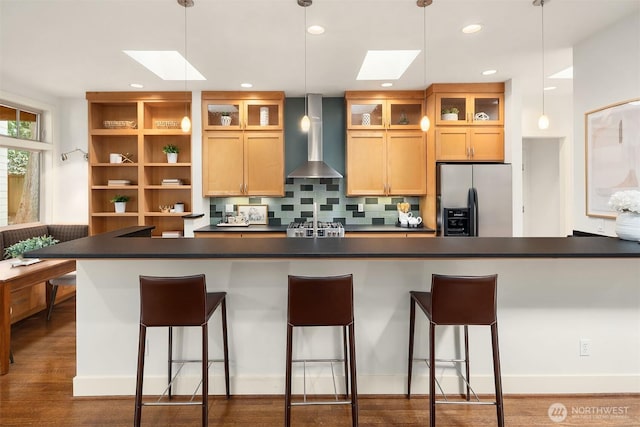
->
[0,96,52,227]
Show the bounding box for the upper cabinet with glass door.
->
[346,91,424,130]
[433,85,504,126]
[202,92,283,131]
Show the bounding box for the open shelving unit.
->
[87,92,192,237]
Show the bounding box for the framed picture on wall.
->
[237,204,268,225]
[585,98,640,217]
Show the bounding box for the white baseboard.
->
[73,373,640,397]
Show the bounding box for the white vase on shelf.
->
[114,202,126,214]
[615,212,640,241]
[166,153,178,164]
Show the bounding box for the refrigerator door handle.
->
[468,187,478,236]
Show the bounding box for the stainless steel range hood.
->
[288,93,343,179]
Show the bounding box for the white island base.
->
[73,258,640,397]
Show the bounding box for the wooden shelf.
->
[87,92,192,236]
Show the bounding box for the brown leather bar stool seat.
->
[407,274,504,427]
[134,274,230,427]
[285,274,358,427]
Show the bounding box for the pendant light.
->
[179,0,193,133]
[536,0,549,130]
[299,0,311,132]
[418,0,431,132]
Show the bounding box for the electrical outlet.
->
[225,204,234,213]
[358,203,364,212]
[580,338,591,356]
[597,219,605,232]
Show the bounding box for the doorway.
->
[522,137,566,236]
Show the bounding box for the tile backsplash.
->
[209,178,420,226]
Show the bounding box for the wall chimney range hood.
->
[288,93,343,179]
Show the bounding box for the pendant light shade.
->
[538,114,549,130]
[419,0,431,132]
[181,115,191,132]
[420,115,430,132]
[300,114,310,132]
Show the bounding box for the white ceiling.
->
[1,0,639,100]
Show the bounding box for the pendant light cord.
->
[184,4,188,114]
[541,0,545,114]
[423,5,427,88]
[304,5,308,117]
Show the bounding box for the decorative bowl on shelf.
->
[155,120,180,129]
[103,120,137,129]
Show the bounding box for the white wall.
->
[54,98,89,223]
[573,12,640,235]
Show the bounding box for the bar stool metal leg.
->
[464,325,470,401]
[284,323,293,427]
[46,282,59,321]
[134,324,147,427]
[407,295,416,398]
[202,322,209,427]
[348,322,358,427]
[222,298,230,399]
[429,322,436,427]
[492,323,505,427]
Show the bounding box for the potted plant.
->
[220,112,232,126]
[441,107,460,121]
[4,235,59,260]
[110,194,130,213]
[162,144,179,163]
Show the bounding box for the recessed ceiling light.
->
[381,82,393,88]
[482,69,497,76]
[544,86,557,91]
[549,66,573,79]
[123,50,206,81]
[462,24,482,34]
[357,50,420,81]
[130,83,144,88]
[240,83,253,88]
[307,25,325,35]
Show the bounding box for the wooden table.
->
[0,258,75,375]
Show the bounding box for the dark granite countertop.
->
[25,226,640,260]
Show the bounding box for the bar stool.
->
[46,272,76,321]
[407,274,504,427]
[285,274,358,427]
[134,274,230,427]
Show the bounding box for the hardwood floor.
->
[1,297,638,426]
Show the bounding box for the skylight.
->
[356,50,420,81]
[123,50,206,81]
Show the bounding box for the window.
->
[0,104,41,140]
[0,102,43,226]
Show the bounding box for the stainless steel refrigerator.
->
[437,163,512,236]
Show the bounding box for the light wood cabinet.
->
[435,127,504,161]
[202,92,284,197]
[435,92,504,126]
[427,83,505,162]
[345,91,427,196]
[87,92,192,237]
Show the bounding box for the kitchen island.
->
[28,227,640,397]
